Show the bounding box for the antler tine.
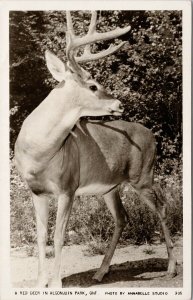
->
[66,11,75,36]
[75,42,127,63]
[66,11,74,61]
[66,11,83,77]
[74,24,131,49]
[76,11,97,65]
[88,11,97,34]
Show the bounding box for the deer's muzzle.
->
[108,100,124,116]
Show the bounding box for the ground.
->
[11,238,182,288]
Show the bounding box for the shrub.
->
[155,157,183,235]
[10,155,36,247]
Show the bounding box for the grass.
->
[143,244,156,255]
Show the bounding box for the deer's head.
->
[45,11,131,118]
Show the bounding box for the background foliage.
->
[10,10,182,250]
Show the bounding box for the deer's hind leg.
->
[93,188,128,282]
[134,180,177,277]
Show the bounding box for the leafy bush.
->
[155,157,183,235]
[10,154,36,247]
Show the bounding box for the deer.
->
[14,11,177,288]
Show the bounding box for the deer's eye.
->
[89,85,98,92]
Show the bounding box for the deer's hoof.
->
[92,273,103,282]
[35,277,49,288]
[167,260,177,277]
[92,268,109,282]
[49,278,62,288]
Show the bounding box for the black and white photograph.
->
[0,1,191,300]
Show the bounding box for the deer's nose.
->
[112,100,124,112]
[119,103,124,111]
[108,100,124,115]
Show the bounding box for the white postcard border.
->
[0,1,191,300]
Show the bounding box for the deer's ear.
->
[45,50,66,82]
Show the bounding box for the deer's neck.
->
[17,84,81,160]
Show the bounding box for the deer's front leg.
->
[32,193,49,287]
[49,193,73,288]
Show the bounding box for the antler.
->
[66,11,131,76]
